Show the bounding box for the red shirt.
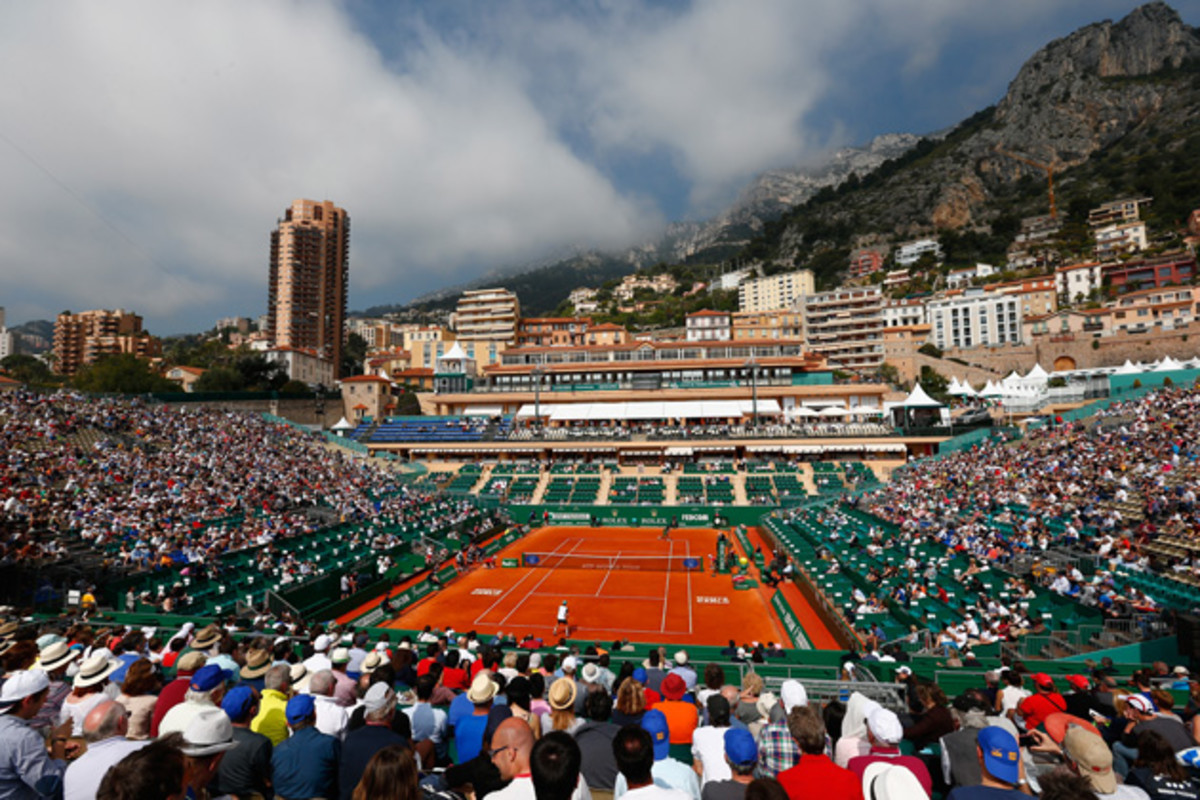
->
[416,657,438,677]
[1018,691,1067,731]
[847,749,932,796]
[442,666,470,691]
[778,754,863,800]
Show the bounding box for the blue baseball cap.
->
[189,664,231,693]
[978,726,1020,784]
[221,685,255,722]
[641,709,670,761]
[632,667,647,684]
[286,694,316,726]
[724,728,758,767]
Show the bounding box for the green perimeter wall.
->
[508,504,775,528]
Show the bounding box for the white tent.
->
[947,377,964,396]
[959,381,978,397]
[1114,360,1141,375]
[902,383,943,408]
[331,417,354,431]
[1026,363,1049,380]
[980,380,1003,398]
[818,405,849,417]
[1156,356,1184,372]
[790,406,820,418]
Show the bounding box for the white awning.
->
[665,447,694,456]
[463,405,503,416]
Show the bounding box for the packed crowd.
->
[781,386,1200,651]
[4,618,1200,800]
[0,390,500,596]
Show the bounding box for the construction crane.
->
[993,145,1059,220]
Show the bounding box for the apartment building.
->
[1088,197,1152,228]
[738,269,815,314]
[1024,309,1111,342]
[568,287,600,314]
[516,317,592,348]
[267,199,349,373]
[452,288,520,342]
[1110,286,1199,334]
[848,248,886,279]
[53,309,161,376]
[0,308,13,360]
[685,310,732,341]
[265,346,337,388]
[347,318,402,351]
[1094,220,1148,260]
[926,289,1021,350]
[1104,252,1197,293]
[882,298,927,329]
[1055,262,1104,305]
[802,286,884,370]
[986,276,1058,318]
[731,309,804,341]
[894,238,944,268]
[613,273,678,302]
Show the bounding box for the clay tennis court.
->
[376,525,837,648]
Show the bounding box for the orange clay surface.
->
[365,525,838,648]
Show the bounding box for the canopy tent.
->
[818,405,850,417]
[900,383,943,408]
[1114,360,1142,375]
[331,417,355,431]
[979,380,1003,398]
[947,377,964,396]
[1155,356,1184,371]
[788,406,821,418]
[1026,363,1049,380]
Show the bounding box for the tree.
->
[341,333,368,379]
[0,354,56,386]
[877,363,901,388]
[72,354,176,394]
[279,380,311,396]
[193,366,245,392]
[918,365,951,404]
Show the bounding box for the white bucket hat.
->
[180,708,240,757]
[73,653,120,689]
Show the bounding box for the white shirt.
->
[616,780,693,800]
[311,694,349,740]
[64,737,148,800]
[691,726,732,786]
[615,759,701,800]
[58,693,108,737]
[558,604,569,622]
[303,653,332,674]
[490,774,594,800]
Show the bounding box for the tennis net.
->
[521,551,702,572]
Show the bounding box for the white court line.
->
[685,539,693,635]
[595,551,620,596]
[496,537,586,627]
[660,540,673,632]
[528,592,666,601]
[473,536,574,625]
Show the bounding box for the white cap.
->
[867,708,904,745]
[313,635,331,652]
[330,648,350,664]
[180,708,239,757]
[561,656,578,672]
[780,680,808,712]
[674,650,689,665]
[363,683,394,713]
[0,670,49,713]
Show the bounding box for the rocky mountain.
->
[764,0,1200,268]
[376,2,1200,317]
[384,133,922,315]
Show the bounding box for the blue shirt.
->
[455,714,489,763]
[0,715,66,800]
[447,693,474,730]
[272,726,340,800]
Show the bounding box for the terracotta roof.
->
[394,368,434,377]
[341,375,392,384]
[687,309,730,318]
[0,375,21,385]
[587,323,626,331]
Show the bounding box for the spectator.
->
[1115,695,1196,776]
[612,724,691,800]
[152,651,207,738]
[1127,731,1199,800]
[614,710,700,800]
[904,684,956,751]
[756,681,806,778]
[532,731,586,800]
[946,727,1029,800]
[330,648,358,707]
[1060,725,1146,800]
[30,640,77,734]
[487,717,538,800]
[861,763,929,800]
[693,696,734,786]
[309,669,350,741]
[656,675,699,746]
[847,707,932,796]
[178,708,239,800]
[544,677,583,735]
[352,744,418,800]
[404,674,448,765]
[97,735,187,800]
[458,671,500,762]
[340,684,408,800]
[251,663,293,746]
[701,729,758,800]
[576,687,621,792]
[1018,674,1068,732]
[60,652,120,736]
[64,700,146,800]
[212,685,274,800]
[115,659,160,741]
[834,693,879,768]
[775,706,862,800]
[273,694,340,800]
[159,663,230,736]
[614,679,647,728]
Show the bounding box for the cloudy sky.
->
[0,0,1189,334]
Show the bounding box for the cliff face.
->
[989,1,1199,166]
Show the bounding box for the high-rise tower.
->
[267,199,350,374]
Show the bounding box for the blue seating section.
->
[359,416,514,444]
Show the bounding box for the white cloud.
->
[0,1,656,331]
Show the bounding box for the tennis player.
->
[554,600,569,636]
